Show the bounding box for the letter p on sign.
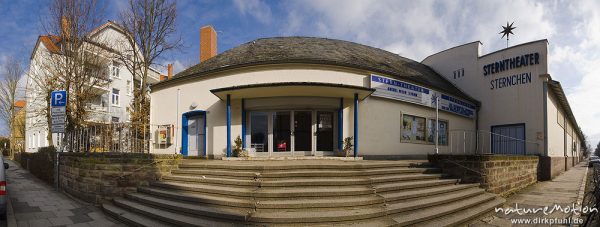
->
[51,90,67,107]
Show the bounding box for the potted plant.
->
[343,136,354,157]
[233,135,250,157]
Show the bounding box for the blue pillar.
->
[226,94,231,157]
[353,93,358,157]
[241,99,246,149]
[338,98,343,151]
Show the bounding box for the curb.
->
[573,161,588,223]
[6,196,16,227]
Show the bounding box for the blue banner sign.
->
[370,75,475,118]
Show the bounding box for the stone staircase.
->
[102,160,504,226]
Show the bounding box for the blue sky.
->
[1,0,599,148]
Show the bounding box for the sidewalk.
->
[3,160,124,227]
[469,161,588,226]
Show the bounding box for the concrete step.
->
[260,177,372,187]
[170,167,439,178]
[162,175,260,186]
[171,169,259,178]
[165,174,375,187]
[125,192,251,221]
[369,173,445,184]
[255,195,384,209]
[137,186,255,208]
[141,184,381,209]
[380,183,479,203]
[112,197,243,226]
[261,167,440,178]
[374,179,459,193]
[414,197,506,227]
[386,187,485,214]
[178,160,431,170]
[102,203,172,227]
[249,205,387,223]
[391,193,497,226]
[151,181,375,198]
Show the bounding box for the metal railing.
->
[448,130,541,155]
[59,123,176,153]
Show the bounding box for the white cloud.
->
[277,0,599,147]
[233,0,273,25]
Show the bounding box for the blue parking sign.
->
[51,90,67,107]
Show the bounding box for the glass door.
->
[250,112,269,154]
[294,111,312,153]
[316,111,334,152]
[273,111,291,153]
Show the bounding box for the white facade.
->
[149,65,476,159]
[148,38,583,159]
[423,40,583,158]
[25,22,160,152]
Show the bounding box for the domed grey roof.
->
[161,37,477,104]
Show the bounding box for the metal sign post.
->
[51,90,67,190]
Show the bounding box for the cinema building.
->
[149,26,583,172]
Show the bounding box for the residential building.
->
[25,21,161,152]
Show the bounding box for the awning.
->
[210,82,375,100]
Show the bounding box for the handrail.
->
[448,129,541,155]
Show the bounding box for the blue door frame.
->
[181,110,207,156]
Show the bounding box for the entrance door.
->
[294,111,312,153]
[316,111,334,151]
[250,112,269,154]
[273,111,291,153]
[187,114,205,156]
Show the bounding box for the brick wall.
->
[58,153,182,204]
[428,154,539,196]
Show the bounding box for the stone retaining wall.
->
[58,152,182,204]
[538,156,578,181]
[428,154,539,196]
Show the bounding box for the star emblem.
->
[500,22,516,40]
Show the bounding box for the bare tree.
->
[117,0,182,125]
[28,0,112,142]
[0,56,24,158]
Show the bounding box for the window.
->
[402,114,426,143]
[127,80,132,95]
[112,88,120,106]
[111,61,120,78]
[453,68,464,79]
[427,119,448,145]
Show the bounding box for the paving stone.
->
[5,160,121,226]
[87,212,106,220]
[54,210,75,217]
[28,219,52,227]
[49,216,75,226]
[69,214,94,224]
[66,223,91,227]
[35,211,57,219]
[469,162,588,226]
[40,205,58,212]
[17,220,29,227]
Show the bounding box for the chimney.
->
[200,25,217,63]
[167,64,173,79]
[160,74,167,81]
[61,16,70,38]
